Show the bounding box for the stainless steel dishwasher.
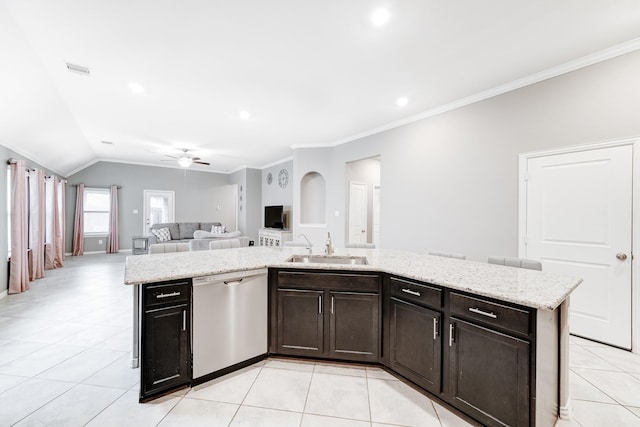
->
[192,268,268,379]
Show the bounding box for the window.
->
[84,188,110,235]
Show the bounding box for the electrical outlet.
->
[98,239,103,244]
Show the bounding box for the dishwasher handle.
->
[193,269,267,286]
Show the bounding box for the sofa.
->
[147,222,250,250]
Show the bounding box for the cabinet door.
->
[389,298,441,393]
[142,304,190,400]
[448,318,530,427]
[277,289,324,357]
[329,291,379,362]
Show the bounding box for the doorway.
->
[520,143,633,349]
[346,156,381,246]
[348,182,367,244]
[143,190,175,234]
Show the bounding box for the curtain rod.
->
[8,159,66,180]
[72,184,122,189]
[45,176,67,183]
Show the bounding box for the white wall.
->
[293,148,333,246]
[293,49,640,260]
[261,160,293,229]
[211,184,238,231]
[66,161,229,250]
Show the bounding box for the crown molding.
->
[259,156,293,170]
[1,141,65,177]
[293,37,640,150]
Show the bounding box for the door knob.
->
[616,253,628,261]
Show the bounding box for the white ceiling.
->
[1,0,640,176]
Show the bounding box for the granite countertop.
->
[124,246,582,311]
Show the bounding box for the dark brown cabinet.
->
[277,289,324,357]
[445,291,533,427]
[389,298,442,393]
[270,270,538,426]
[386,276,443,393]
[271,270,381,363]
[448,318,530,427]
[140,280,191,402]
[329,291,379,360]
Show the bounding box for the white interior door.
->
[525,145,632,349]
[143,190,175,234]
[349,181,368,244]
[373,185,381,248]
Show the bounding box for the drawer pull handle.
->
[401,288,421,297]
[449,323,455,347]
[433,317,439,340]
[331,296,335,315]
[182,310,186,331]
[318,295,322,314]
[157,291,180,299]
[469,307,498,319]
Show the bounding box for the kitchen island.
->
[125,246,581,426]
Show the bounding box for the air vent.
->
[101,140,114,145]
[66,62,90,76]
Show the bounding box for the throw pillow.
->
[211,225,226,234]
[151,227,172,242]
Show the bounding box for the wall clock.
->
[267,172,273,185]
[278,169,289,188]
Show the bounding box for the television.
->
[264,205,284,229]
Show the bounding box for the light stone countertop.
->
[124,246,582,311]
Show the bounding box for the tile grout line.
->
[227,359,268,426]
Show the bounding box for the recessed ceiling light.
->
[396,97,408,107]
[129,82,144,94]
[371,8,390,26]
[239,110,251,120]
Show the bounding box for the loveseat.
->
[147,222,249,250]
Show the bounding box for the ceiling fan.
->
[162,149,210,168]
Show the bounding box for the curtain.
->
[9,160,29,294]
[56,178,66,265]
[72,183,84,256]
[28,169,45,280]
[107,185,119,253]
[45,176,65,269]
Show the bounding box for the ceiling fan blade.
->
[164,154,178,159]
[192,157,201,161]
[193,161,210,165]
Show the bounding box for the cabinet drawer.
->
[449,292,531,336]
[390,277,442,309]
[277,271,379,292]
[144,281,191,307]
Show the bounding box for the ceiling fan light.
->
[178,157,192,167]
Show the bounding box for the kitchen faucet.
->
[298,234,313,254]
[325,232,334,255]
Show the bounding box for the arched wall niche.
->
[300,171,326,224]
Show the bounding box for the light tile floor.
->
[0,253,638,426]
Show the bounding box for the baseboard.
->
[0,289,7,300]
[559,403,572,420]
[69,249,133,256]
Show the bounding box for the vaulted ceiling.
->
[1,0,640,176]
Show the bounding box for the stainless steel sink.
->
[286,255,368,265]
